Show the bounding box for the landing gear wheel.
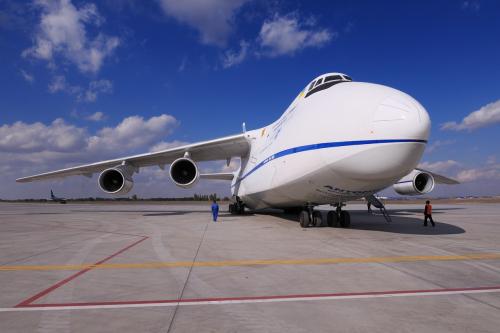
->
[237,203,245,215]
[299,211,310,228]
[229,204,235,214]
[313,211,323,227]
[340,211,351,228]
[327,211,339,227]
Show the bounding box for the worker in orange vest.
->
[424,200,435,227]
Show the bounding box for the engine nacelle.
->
[98,165,134,194]
[169,157,199,188]
[393,170,435,196]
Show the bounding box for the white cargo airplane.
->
[17,73,458,228]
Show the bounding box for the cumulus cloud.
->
[81,79,112,102]
[86,111,104,121]
[48,75,112,102]
[149,140,189,152]
[221,40,249,69]
[20,69,35,83]
[456,165,500,182]
[87,114,178,152]
[158,0,249,46]
[22,0,120,74]
[441,100,500,131]
[426,140,455,153]
[0,114,177,158]
[419,160,460,173]
[0,118,87,153]
[258,14,334,57]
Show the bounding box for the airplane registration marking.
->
[2,253,500,271]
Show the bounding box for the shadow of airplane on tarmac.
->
[252,208,465,236]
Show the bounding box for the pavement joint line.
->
[2,286,500,312]
[2,253,500,272]
[14,236,149,307]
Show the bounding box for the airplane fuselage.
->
[232,75,430,209]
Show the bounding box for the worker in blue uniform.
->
[211,199,219,222]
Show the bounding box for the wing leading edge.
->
[16,133,250,183]
[416,168,460,185]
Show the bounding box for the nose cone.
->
[373,91,431,141]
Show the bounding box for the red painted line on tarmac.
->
[15,236,148,307]
[18,285,500,308]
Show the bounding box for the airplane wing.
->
[16,133,250,183]
[416,168,460,184]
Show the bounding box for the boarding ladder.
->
[366,195,392,223]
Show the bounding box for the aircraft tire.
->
[313,211,323,227]
[299,211,310,228]
[340,211,351,228]
[327,211,339,227]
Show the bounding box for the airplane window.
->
[308,81,316,90]
[325,75,342,82]
[314,78,323,87]
[343,75,353,81]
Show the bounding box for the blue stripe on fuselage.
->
[232,139,427,187]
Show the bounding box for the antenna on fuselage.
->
[242,122,246,133]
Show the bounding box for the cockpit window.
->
[343,75,352,81]
[308,81,316,91]
[314,78,323,87]
[325,75,342,82]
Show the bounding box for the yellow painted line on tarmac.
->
[2,253,500,272]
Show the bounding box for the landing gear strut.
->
[229,197,245,215]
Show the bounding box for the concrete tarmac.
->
[0,202,499,332]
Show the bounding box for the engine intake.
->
[169,157,199,188]
[98,165,134,194]
[393,170,435,196]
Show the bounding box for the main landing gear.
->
[299,203,350,228]
[229,197,245,215]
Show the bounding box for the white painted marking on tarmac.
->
[2,288,500,312]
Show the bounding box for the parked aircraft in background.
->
[50,190,67,204]
[18,73,458,227]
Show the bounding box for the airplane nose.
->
[372,91,431,140]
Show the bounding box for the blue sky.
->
[1,0,499,199]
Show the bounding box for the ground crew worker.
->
[211,199,219,222]
[367,201,372,213]
[424,200,435,227]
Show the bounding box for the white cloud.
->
[22,0,120,74]
[0,118,87,153]
[48,76,112,102]
[87,114,178,153]
[20,69,35,83]
[258,14,334,57]
[441,100,500,131]
[149,140,189,152]
[426,140,455,153]
[221,40,249,69]
[456,166,500,182]
[158,0,249,46]
[86,111,104,122]
[419,160,460,173]
[81,79,112,102]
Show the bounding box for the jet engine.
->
[98,165,134,194]
[169,157,199,188]
[393,170,435,195]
